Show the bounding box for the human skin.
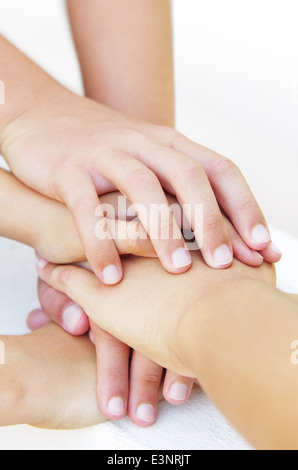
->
[0,165,282,424]
[28,0,280,423]
[0,0,283,437]
[36,254,298,450]
[0,33,280,285]
[66,0,175,127]
[0,324,104,429]
[0,168,197,426]
[0,7,280,423]
[0,242,280,438]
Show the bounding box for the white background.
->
[0,0,298,450]
[1,0,297,235]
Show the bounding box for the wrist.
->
[175,278,268,379]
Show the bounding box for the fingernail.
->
[168,382,188,401]
[62,304,84,334]
[252,250,264,260]
[107,397,125,416]
[102,265,121,285]
[89,329,95,344]
[136,404,155,423]
[37,258,48,270]
[251,225,270,245]
[171,248,192,269]
[212,244,233,266]
[270,242,282,256]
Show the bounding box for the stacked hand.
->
[0,77,281,428]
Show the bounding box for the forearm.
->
[0,169,83,260]
[0,34,55,137]
[67,0,175,126]
[37,252,298,449]
[183,279,298,450]
[0,169,39,246]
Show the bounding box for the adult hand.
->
[28,278,195,427]
[1,81,279,286]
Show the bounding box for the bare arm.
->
[0,169,155,262]
[67,0,175,126]
[37,252,298,449]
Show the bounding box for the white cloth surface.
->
[0,226,297,450]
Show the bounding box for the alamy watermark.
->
[290,340,298,365]
[94,197,203,250]
[0,341,5,365]
[0,81,5,105]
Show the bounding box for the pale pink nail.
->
[102,265,121,285]
[171,248,192,269]
[252,250,264,260]
[270,242,282,256]
[136,404,155,423]
[107,397,125,416]
[37,258,48,270]
[169,382,188,401]
[63,304,84,334]
[212,245,233,266]
[251,225,270,245]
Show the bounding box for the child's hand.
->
[27,279,195,427]
[1,82,279,286]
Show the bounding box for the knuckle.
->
[54,155,77,178]
[211,156,238,179]
[101,367,128,382]
[127,223,144,253]
[140,372,162,388]
[178,162,206,183]
[70,197,98,216]
[123,127,146,144]
[204,213,225,233]
[169,129,186,148]
[128,168,160,191]
[236,197,258,213]
[55,265,77,287]
[157,125,179,141]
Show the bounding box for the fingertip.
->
[26,309,51,331]
[269,242,283,260]
[210,244,234,269]
[106,397,127,421]
[36,258,49,271]
[101,264,123,286]
[164,382,190,406]
[249,224,271,250]
[134,403,156,427]
[62,304,90,335]
[259,242,283,264]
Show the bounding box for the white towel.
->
[0,225,296,450]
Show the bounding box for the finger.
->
[167,134,272,251]
[36,260,168,374]
[259,242,283,264]
[97,150,192,274]
[163,370,195,405]
[90,321,129,421]
[27,308,51,331]
[36,277,90,336]
[58,167,123,285]
[108,218,156,258]
[225,218,264,267]
[128,351,163,427]
[123,139,233,269]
